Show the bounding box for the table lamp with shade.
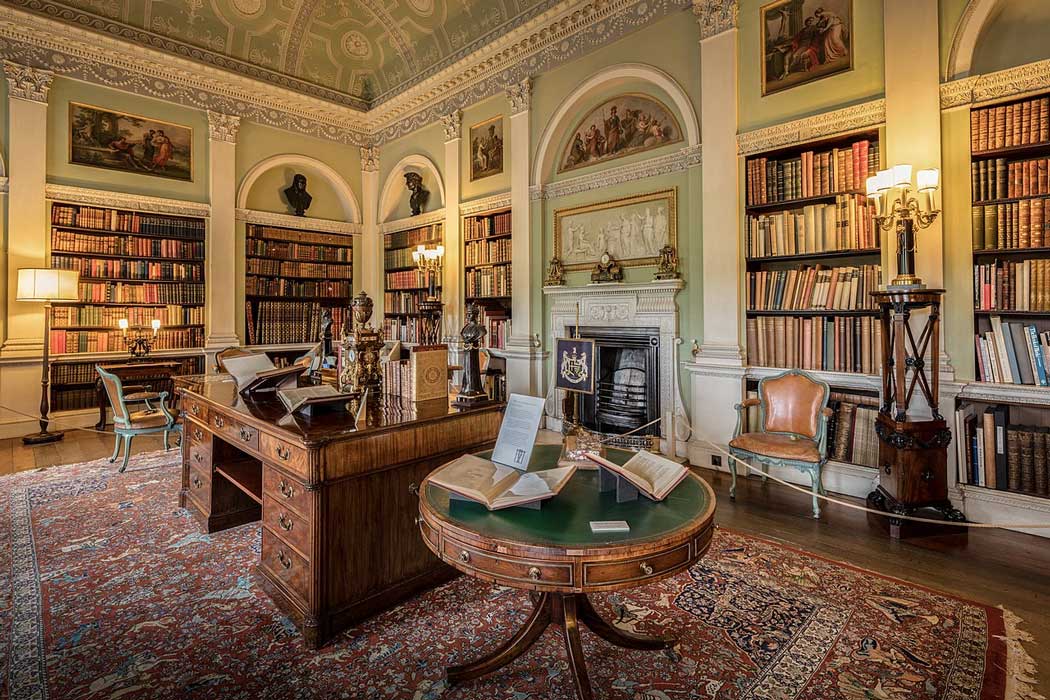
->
[16,268,80,444]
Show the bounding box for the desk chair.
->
[97,366,179,472]
[728,369,832,518]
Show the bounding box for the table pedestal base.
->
[447,592,673,700]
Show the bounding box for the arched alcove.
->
[945,0,1002,80]
[378,154,446,223]
[237,153,360,223]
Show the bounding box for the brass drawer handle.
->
[277,550,292,570]
[213,416,225,429]
[193,452,204,464]
[639,562,654,576]
[239,427,253,442]
[459,550,470,563]
[408,482,419,496]
[278,480,294,498]
[275,445,291,461]
[414,516,423,526]
[191,475,203,489]
[278,513,293,532]
[528,567,541,581]
[192,428,204,442]
[191,403,200,416]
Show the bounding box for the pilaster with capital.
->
[207,111,241,143]
[205,111,241,347]
[2,61,53,103]
[443,113,464,337]
[361,146,383,316]
[441,110,462,143]
[506,78,532,116]
[692,0,738,40]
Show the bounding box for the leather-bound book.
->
[1007,428,1022,492]
[1034,428,1048,496]
[831,401,855,462]
[1021,429,1036,493]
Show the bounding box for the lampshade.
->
[917,168,940,192]
[865,175,880,197]
[151,319,161,331]
[892,164,913,188]
[118,318,130,330]
[875,169,894,193]
[16,268,79,302]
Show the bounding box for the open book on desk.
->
[428,454,576,510]
[585,449,688,501]
[223,354,306,395]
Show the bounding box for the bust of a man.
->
[405,172,430,216]
[284,173,312,216]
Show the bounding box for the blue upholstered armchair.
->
[728,369,832,518]
[97,366,179,472]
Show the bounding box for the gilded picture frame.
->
[760,0,854,97]
[558,93,683,174]
[69,102,194,182]
[554,188,677,272]
[468,115,504,181]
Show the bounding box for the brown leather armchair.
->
[728,369,832,518]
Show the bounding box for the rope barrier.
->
[2,403,121,436]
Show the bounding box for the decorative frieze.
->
[692,0,738,40]
[531,145,702,200]
[940,59,1050,110]
[207,111,241,143]
[379,208,445,235]
[2,60,52,103]
[506,78,532,115]
[361,146,380,173]
[736,99,886,155]
[460,192,512,217]
[441,109,462,142]
[45,184,211,218]
[236,208,361,235]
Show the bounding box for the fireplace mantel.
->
[543,279,690,455]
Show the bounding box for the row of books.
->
[50,387,100,412]
[745,138,878,206]
[75,282,204,304]
[49,328,204,354]
[971,200,1050,250]
[50,355,202,389]
[245,277,350,299]
[746,264,881,312]
[479,307,510,350]
[464,212,511,240]
[244,301,346,345]
[386,269,431,290]
[956,405,1050,496]
[52,204,205,239]
[466,265,511,298]
[247,259,352,279]
[385,226,440,251]
[971,96,1050,153]
[973,260,1050,311]
[975,316,1050,386]
[246,238,351,262]
[52,257,203,281]
[383,316,427,344]
[746,195,878,259]
[385,290,430,315]
[247,225,352,249]
[827,393,880,468]
[50,304,203,328]
[465,238,511,266]
[971,157,1050,203]
[384,247,423,270]
[746,315,883,375]
[51,231,204,259]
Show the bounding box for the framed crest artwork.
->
[559,93,682,174]
[761,0,853,96]
[554,189,677,272]
[555,338,596,395]
[69,103,193,181]
[469,116,504,181]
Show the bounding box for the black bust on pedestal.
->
[454,303,490,408]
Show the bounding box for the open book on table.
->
[585,449,688,501]
[428,454,576,510]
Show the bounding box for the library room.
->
[0,0,1048,698]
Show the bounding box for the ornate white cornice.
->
[531,145,701,201]
[692,0,737,40]
[459,192,512,216]
[379,208,446,234]
[235,208,361,235]
[506,78,532,115]
[361,146,380,173]
[207,111,241,144]
[441,109,462,143]
[45,184,211,218]
[940,59,1050,110]
[736,99,886,155]
[2,59,52,102]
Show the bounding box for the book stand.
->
[448,493,543,510]
[598,466,648,503]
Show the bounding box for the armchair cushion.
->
[114,408,172,430]
[729,432,821,462]
[761,372,827,438]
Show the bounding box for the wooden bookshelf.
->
[463,207,512,350]
[383,222,444,344]
[244,223,352,346]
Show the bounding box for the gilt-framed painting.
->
[761,0,853,96]
[69,102,193,181]
[559,93,682,174]
[469,115,504,181]
[554,188,677,272]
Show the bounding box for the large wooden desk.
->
[174,374,503,648]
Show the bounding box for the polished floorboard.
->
[2,428,1046,694]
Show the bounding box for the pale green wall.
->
[46,77,209,202]
[461,94,510,202]
[970,0,1050,75]
[738,0,885,132]
[939,0,971,78]
[378,121,445,222]
[244,167,347,220]
[941,106,975,380]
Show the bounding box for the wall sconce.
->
[120,317,161,358]
[866,165,940,289]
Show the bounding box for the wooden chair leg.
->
[728,455,738,500]
[163,429,171,452]
[109,434,122,463]
[118,434,133,473]
[810,470,822,519]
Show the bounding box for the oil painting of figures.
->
[559,94,682,174]
[69,103,193,181]
[762,0,852,95]
[469,116,504,181]
[554,189,677,271]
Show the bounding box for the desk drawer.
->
[442,536,573,587]
[186,464,212,507]
[187,443,212,472]
[262,468,313,519]
[582,543,691,587]
[262,495,312,558]
[261,528,311,604]
[187,423,211,449]
[184,397,208,423]
[261,433,309,477]
[209,413,260,454]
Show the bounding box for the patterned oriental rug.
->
[0,453,1040,700]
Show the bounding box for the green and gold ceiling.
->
[9,0,560,109]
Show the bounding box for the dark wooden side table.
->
[95,361,181,430]
[418,445,717,700]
